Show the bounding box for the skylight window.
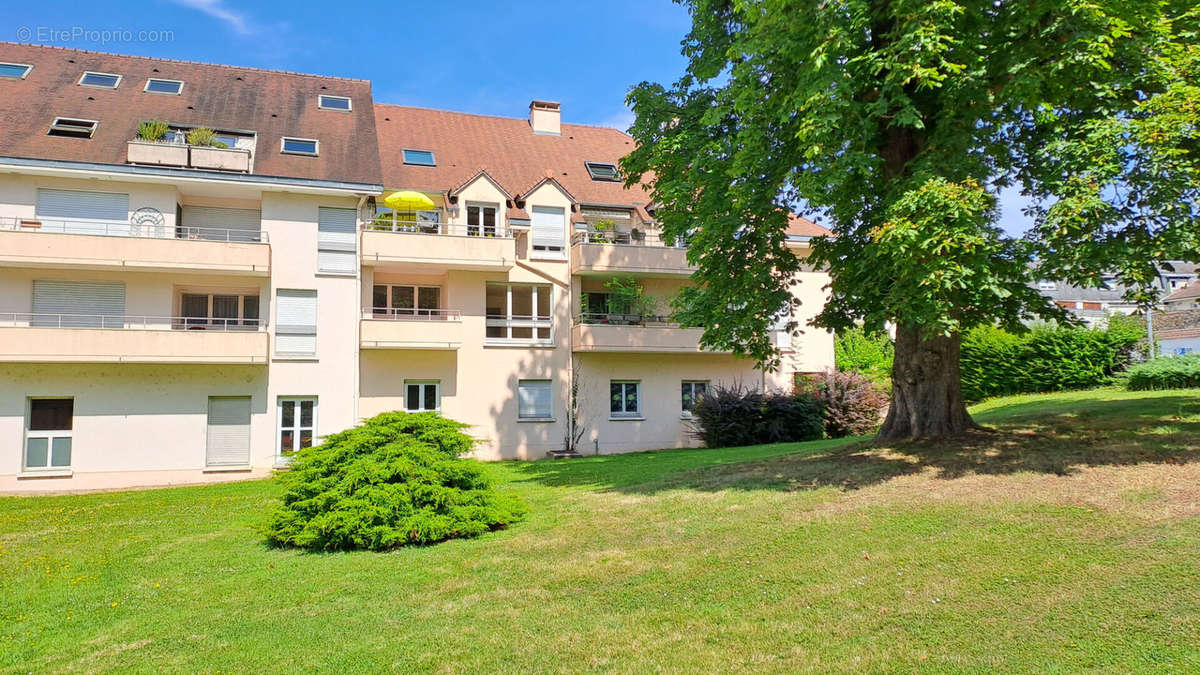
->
[0,62,32,79]
[402,149,435,166]
[281,137,319,156]
[585,161,619,181]
[318,95,352,111]
[144,78,183,95]
[78,71,121,89]
[48,117,98,139]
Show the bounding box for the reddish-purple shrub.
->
[798,370,889,438]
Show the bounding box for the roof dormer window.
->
[78,71,121,89]
[144,78,184,95]
[48,117,98,139]
[281,137,319,156]
[318,95,352,111]
[585,161,619,181]
[0,62,32,79]
[402,149,436,166]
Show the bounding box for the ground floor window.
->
[518,379,553,420]
[404,381,440,412]
[681,380,709,417]
[278,397,316,456]
[610,381,642,419]
[25,398,73,471]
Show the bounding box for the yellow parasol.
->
[382,190,437,211]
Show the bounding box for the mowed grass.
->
[3,389,1200,672]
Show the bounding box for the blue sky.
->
[5,0,1031,234]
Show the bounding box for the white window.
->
[318,95,352,111]
[466,203,498,237]
[207,396,251,468]
[530,206,566,259]
[1037,281,1057,291]
[78,71,121,89]
[31,280,126,328]
[144,78,183,95]
[585,162,620,181]
[47,117,98,139]
[485,283,552,344]
[404,381,440,412]
[610,381,642,419]
[179,293,260,329]
[403,149,435,166]
[24,398,73,472]
[372,285,442,318]
[681,381,709,417]
[276,289,317,356]
[518,380,553,420]
[0,62,33,79]
[278,397,316,456]
[281,137,319,156]
[317,206,357,274]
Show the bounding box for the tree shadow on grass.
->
[510,392,1200,495]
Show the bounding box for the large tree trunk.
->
[877,323,979,441]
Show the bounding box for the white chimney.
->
[529,100,561,136]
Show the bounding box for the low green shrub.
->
[691,385,824,447]
[1126,354,1200,390]
[959,316,1143,400]
[264,412,527,552]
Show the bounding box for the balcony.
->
[0,217,269,276]
[0,314,269,364]
[360,309,464,350]
[127,140,252,172]
[361,221,515,271]
[570,314,726,354]
[571,232,693,277]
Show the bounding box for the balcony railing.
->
[575,312,680,326]
[572,230,685,248]
[0,313,267,331]
[362,307,462,320]
[368,219,511,238]
[1,217,267,243]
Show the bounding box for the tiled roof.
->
[1164,284,1200,303]
[375,104,653,207]
[0,42,382,186]
[787,214,832,237]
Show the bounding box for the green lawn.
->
[3,388,1200,672]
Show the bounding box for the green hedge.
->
[834,326,894,384]
[265,412,527,552]
[959,316,1143,400]
[1126,354,1200,390]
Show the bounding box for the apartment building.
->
[0,43,833,492]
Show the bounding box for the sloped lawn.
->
[2,388,1199,672]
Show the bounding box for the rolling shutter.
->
[317,207,357,274]
[518,380,553,419]
[275,289,317,355]
[206,396,251,467]
[36,188,130,235]
[180,206,262,241]
[531,206,566,256]
[31,280,126,328]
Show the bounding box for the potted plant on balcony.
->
[138,119,169,142]
[128,119,188,166]
[187,127,252,172]
[603,276,658,325]
[589,218,616,243]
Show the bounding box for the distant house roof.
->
[0,42,382,186]
[1164,283,1200,304]
[786,214,831,238]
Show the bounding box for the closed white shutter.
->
[531,206,566,257]
[518,380,553,419]
[206,396,251,467]
[275,289,317,355]
[317,207,357,274]
[32,280,126,328]
[36,189,130,235]
[181,206,262,241]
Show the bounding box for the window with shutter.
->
[35,188,130,235]
[275,289,317,356]
[206,396,251,467]
[180,205,261,242]
[31,280,126,328]
[518,380,553,420]
[530,206,566,259]
[317,207,357,274]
